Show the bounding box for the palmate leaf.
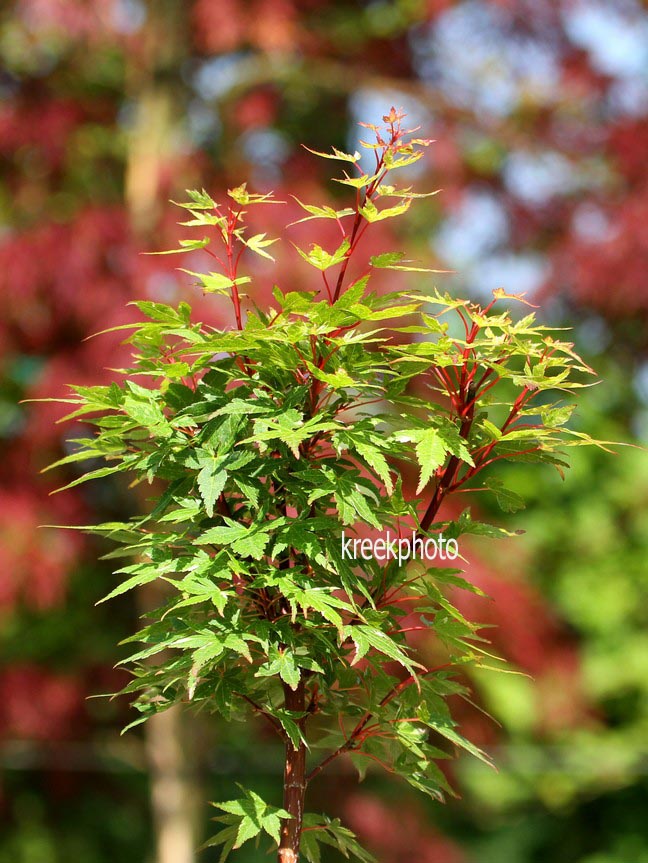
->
[359,198,411,222]
[293,238,350,271]
[227,182,284,205]
[272,520,326,562]
[333,485,382,530]
[343,624,425,677]
[482,477,526,513]
[286,587,352,630]
[195,521,247,544]
[179,269,249,295]
[382,147,426,170]
[196,517,284,559]
[440,508,523,540]
[289,197,354,226]
[332,171,378,189]
[332,424,395,495]
[301,814,377,863]
[206,787,291,860]
[175,188,217,209]
[305,361,357,389]
[131,300,193,325]
[256,648,301,690]
[239,231,279,260]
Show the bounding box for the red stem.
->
[278,680,307,863]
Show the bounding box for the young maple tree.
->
[45,109,605,863]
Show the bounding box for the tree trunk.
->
[124,0,188,233]
[125,4,199,862]
[146,705,200,863]
[278,680,307,863]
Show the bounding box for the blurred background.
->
[1,1,647,861]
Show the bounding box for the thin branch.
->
[306,664,452,783]
[238,694,286,740]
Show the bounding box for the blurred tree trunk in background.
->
[145,707,199,863]
[126,0,187,233]
[126,3,199,862]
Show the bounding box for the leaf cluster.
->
[43,108,607,862]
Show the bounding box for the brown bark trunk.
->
[278,680,307,863]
